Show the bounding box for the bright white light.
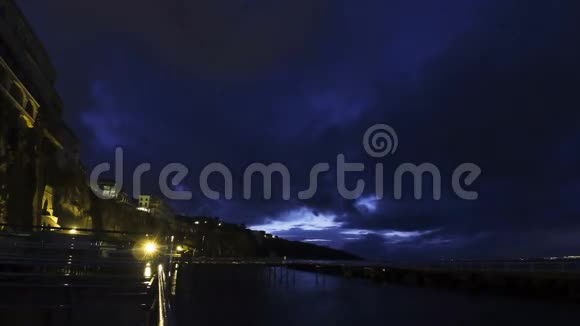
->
[341,229,372,236]
[69,228,78,235]
[355,195,378,213]
[383,230,434,238]
[144,242,157,254]
[302,239,331,243]
[250,208,343,233]
[340,228,437,243]
[144,266,152,278]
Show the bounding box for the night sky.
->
[17,0,580,260]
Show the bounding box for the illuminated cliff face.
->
[0,0,83,229]
[39,185,59,228]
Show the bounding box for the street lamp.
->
[144,241,158,255]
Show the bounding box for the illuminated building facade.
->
[97,179,133,206]
[0,0,79,229]
[40,185,59,228]
[138,195,175,223]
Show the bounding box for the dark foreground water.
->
[2,262,580,325]
[175,264,580,326]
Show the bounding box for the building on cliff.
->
[97,179,134,206]
[137,195,175,224]
[0,0,84,230]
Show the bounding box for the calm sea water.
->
[174,264,580,326]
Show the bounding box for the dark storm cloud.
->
[16,0,580,259]
[19,0,333,77]
[335,1,580,259]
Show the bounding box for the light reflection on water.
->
[144,262,152,278]
[175,264,580,326]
